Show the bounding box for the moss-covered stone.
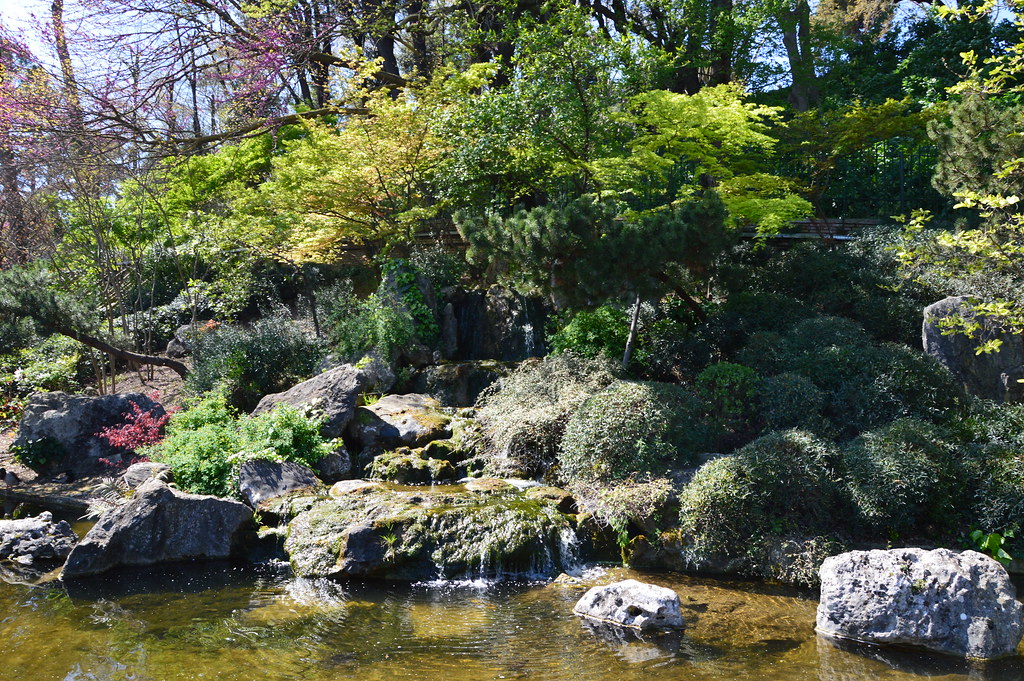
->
[284,486,578,580]
[366,448,459,484]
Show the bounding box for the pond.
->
[2,560,1023,681]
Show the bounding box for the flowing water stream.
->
[2,558,1023,681]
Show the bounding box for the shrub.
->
[475,353,620,477]
[558,380,709,484]
[145,393,335,497]
[549,306,630,361]
[757,372,825,430]
[11,436,64,472]
[237,405,334,468]
[695,362,762,428]
[0,334,87,397]
[678,430,849,567]
[186,316,325,411]
[842,419,963,537]
[320,280,418,362]
[96,393,175,453]
[569,476,675,549]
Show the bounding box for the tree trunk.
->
[52,323,190,378]
[779,0,819,112]
[623,292,642,369]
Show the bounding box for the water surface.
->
[2,562,1022,681]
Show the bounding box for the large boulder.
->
[817,548,1024,659]
[14,392,165,475]
[573,579,684,631]
[347,394,451,453]
[238,459,324,509]
[0,511,77,567]
[252,364,370,438]
[284,485,576,580]
[923,296,1024,403]
[61,479,252,579]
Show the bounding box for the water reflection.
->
[816,635,1024,681]
[0,564,1020,681]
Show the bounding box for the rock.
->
[816,548,1024,659]
[329,479,383,496]
[165,321,214,358]
[14,392,165,475]
[365,447,458,484]
[238,459,324,509]
[923,296,1024,403]
[0,512,77,566]
[315,448,352,483]
[573,579,684,630]
[61,479,253,579]
[355,350,396,394]
[464,478,516,494]
[252,364,371,438]
[347,394,452,453]
[121,462,173,490]
[285,486,576,580]
[523,486,577,514]
[406,361,508,407]
[440,286,548,361]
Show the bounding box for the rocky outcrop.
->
[14,392,165,475]
[406,361,508,407]
[252,364,370,438]
[573,579,684,631]
[284,485,576,580]
[347,394,451,453]
[440,286,548,362]
[365,447,458,484]
[121,461,173,490]
[238,459,324,509]
[61,479,252,579]
[923,296,1024,403]
[0,512,77,567]
[816,548,1024,659]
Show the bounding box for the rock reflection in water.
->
[579,618,709,664]
[816,635,1024,681]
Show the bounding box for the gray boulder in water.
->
[61,479,252,579]
[573,579,684,630]
[0,512,77,566]
[816,548,1024,659]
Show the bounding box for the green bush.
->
[757,372,826,431]
[843,419,962,537]
[321,280,418,363]
[0,335,87,397]
[146,392,335,497]
[558,380,709,483]
[549,306,630,361]
[695,362,762,426]
[475,353,620,477]
[186,316,325,411]
[678,430,849,566]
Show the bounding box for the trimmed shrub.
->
[758,372,825,430]
[186,316,325,411]
[475,353,620,477]
[678,430,849,566]
[842,419,962,537]
[558,380,709,483]
[695,362,762,427]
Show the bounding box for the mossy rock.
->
[284,486,577,580]
[347,394,453,454]
[464,478,516,494]
[366,448,458,484]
